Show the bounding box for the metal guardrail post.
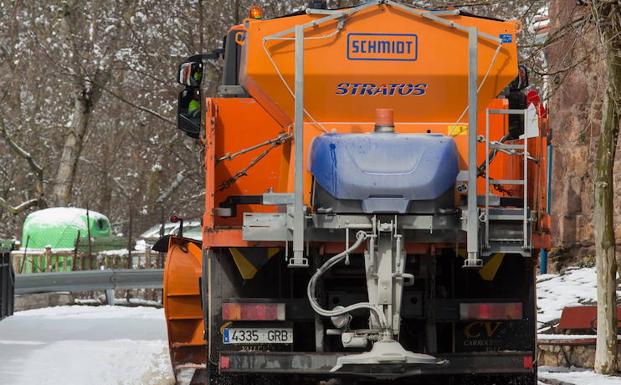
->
[105,289,116,306]
[0,250,14,319]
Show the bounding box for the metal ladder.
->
[482,108,533,257]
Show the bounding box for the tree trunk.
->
[594,89,619,373]
[52,92,91,206]
[592,0,621,375]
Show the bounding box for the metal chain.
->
[217,133,292,191]
[216,133,291,163]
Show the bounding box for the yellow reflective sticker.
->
[479,253,505,281]
[448,125,468,136]
[229,248,258,280]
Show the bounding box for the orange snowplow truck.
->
[164,2,551,384]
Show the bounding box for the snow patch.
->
[539,367,621,385]
[25,207,108,231]
[537,267,598,328]
[0,306,174,385]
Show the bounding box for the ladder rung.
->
[488,214,525,221]
[490,180,525,185]
[488,109,526,115]
[490,143,524,150]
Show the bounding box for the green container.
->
[21,208,112,272]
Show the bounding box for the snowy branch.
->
[156,171,187,204]
[0,197,41,215]
[0,118,44,181]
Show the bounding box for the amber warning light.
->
[248,5,264,20]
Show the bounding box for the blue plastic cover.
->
[310,133,459,213]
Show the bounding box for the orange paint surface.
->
[240,4,518,126]
[198,4,548,247]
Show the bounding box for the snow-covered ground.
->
[0,306,174,385]
[540,367,621,385]
[536,266,621,329]
[535,267,621,384]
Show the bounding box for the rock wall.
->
[546,1,619,267]
[537,342,620,369]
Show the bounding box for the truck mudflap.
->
[218,351,534,379]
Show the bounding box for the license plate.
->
[223,328,293,344]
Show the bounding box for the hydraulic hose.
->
[306,231,388,329]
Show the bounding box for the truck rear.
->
[165,2,550,384]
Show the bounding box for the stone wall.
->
[546,1,620,268]
[538,342,621,369]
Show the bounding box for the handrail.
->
[14,269,163,295]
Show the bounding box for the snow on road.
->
[0,306,174,385]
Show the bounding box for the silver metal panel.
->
[262,193,294,205]
[312,215,373,230]
[312,215,434,231]
[400,216,434,230]
[243,213,291,241]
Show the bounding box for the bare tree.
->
[591,0,621,374]
[0,0,558,240]
[51,1,135,206]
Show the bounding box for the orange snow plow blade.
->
[163,236,206,371]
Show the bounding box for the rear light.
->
[459,303,523,321]
[220,356,230,370]
[222,303,285,321]
[523,355,533,369]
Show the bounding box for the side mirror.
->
[178,62,203,87]
[176,53,221,139]
[177,87,201,139]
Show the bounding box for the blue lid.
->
[310,133,459,213]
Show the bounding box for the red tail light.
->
[220,356,230,369]
[222,303,285,321]
[459,303,523,320]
